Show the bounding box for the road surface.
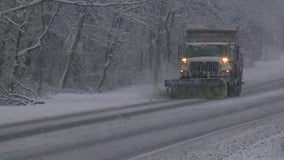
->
[1,79,284,160]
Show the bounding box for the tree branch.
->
[56,0,151,7]
[1,14,25,32]
[1,0,43,14]
[0,0,151,15]
[18,3,59,56]
[0,83,10,96]
[12,78,38,98]
[0,96,27,105]
[0,83,40,105]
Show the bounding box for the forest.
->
[0,0,284,105]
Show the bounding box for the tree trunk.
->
[37,48,44,95]
[154,0,168,86]
[165,12,175,63]
[60,12,86,89]
[148,30,155,69]
[140,51,144,72]
[11,30,23,92]
[96,47,113,92]
[37,1,46,95]
[154,31,161,86]
[96,15,126,92]
[0,41,6,77]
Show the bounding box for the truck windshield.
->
[187,45,227,57]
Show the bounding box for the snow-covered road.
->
[1,84,284,160]
[133,111,284,160]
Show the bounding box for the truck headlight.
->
[181,58,188,64]
[221,57,229,64]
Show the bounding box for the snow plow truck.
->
[165,25,243,98]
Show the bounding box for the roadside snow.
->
[132,113,284,160]
[243,56,284,86]
[1,57,284,125]
[0,85,161,125]
[222,115,284,160]
[226,133,284,160]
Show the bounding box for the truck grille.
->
[190,62,220,75]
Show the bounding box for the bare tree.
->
[60,10,87,89]
[153,0,172,86]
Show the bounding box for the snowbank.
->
[226,133,284,160]
[0,85,159,125]
[243,56,284,86]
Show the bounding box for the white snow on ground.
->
[214,121,284,160]
[243,56,284,86]
[0,85,161,125]
[226,133,284,160]
[134,112,284,160]
[222,115,284,160]
[0,56,284,126]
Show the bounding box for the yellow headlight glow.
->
[181,58,188,64]
[221,57,229,64]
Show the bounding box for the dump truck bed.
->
[185,25,238,43]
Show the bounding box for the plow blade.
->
[165,78,227,99]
